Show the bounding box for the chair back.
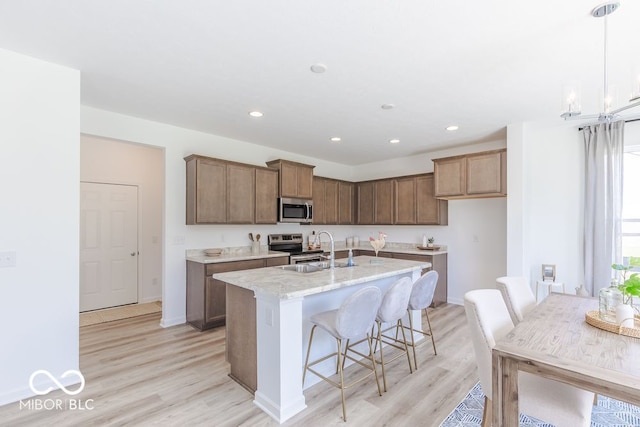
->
[335,286,382,339]
[377,277,413,323]
[408,270,438,311]
[495,276,536,325]
[463,289,514,397]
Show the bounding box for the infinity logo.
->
[29,370,85,396]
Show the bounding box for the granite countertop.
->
[327,242,448,256]
[212,255,431,299]
[186,241,447,264]
[186,247,289,264]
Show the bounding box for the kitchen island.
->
[213,255,431,423]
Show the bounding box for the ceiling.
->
[1,1,639,165]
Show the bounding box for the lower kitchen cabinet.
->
[337,250,448,306]
[186,256,288,330]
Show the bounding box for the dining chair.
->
[302,286,382,422]
[495,276,537,325]
[400,270,438,370]
[464,289,594,427]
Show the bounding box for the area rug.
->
[440,382,640,427]
[80,301,162,327]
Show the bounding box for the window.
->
[622,147,640,270]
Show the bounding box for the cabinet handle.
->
[131,252,136,256]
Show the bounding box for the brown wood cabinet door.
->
[394,177,416,224]
[374,180,394,224]
[297,166,313,199]
[227,164,255,223]
[196,158,227,223]
[434,157,465,198]
[416,174,447,225]
[338,181,354,224]
[357,181,374,224]
[466,151,502,195]
[312,177,326,224]
[280,162,298,198]
[255,168,278,224]
[205,277,226,325]
[324,179,338,224]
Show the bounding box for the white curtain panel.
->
[583,120,624,296]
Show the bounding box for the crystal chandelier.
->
[560,2,640,122]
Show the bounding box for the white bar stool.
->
[535,280,565,302]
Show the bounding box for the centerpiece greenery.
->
[612,263,640,305]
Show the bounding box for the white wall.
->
[509,119,640,297]
[82,107,508,318]
[0,49,80,404]
[80,134,164,303]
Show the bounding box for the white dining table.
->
[492,293,640,426]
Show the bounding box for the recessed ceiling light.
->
[446,125,459,131]
[330,137,342,142]
[381,104,395,110]
[310,63,327,73]
[249,111,263,118]
[389,138,400,144]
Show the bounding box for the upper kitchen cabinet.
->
[433,148,506,199]
[185,155,278,224]
[394,174,448,225]
[374,179,394,224]
[313,177,353,225]
[357,181,375,224]
[227,163,255,224]
[338,181,354,224]
[265,159,315,199]
[416,174,448,225]
[185,155,227,224]
[255,167,279,224]
[312,176,326,224]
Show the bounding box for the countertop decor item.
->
[417,245,441,251]
[369,232,387,257]
[204,248,223,257]
[585,310,640,338]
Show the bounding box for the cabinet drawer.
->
[265,257,289,267]
[206,259,265,275]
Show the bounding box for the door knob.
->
[131,252,136,256]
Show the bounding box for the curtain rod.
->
[579,117,640,131]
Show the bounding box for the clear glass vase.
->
[599,280,623,323]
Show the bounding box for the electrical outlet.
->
[0,251,17,268]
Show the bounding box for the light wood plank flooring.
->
[0,304,477,426]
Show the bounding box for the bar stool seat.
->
[371,277,414,392]
[401,270,438,370]
[302,286,382,422]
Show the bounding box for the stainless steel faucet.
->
[314,230,335,269]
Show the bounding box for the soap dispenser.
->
[346,248,355,267]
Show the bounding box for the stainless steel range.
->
[268,233,325,264]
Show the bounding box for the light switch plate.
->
[0,251,17,268]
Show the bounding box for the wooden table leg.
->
[492,351,519,426]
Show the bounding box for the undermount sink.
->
[276,264,324,273]
[275,261,349,273]
[308,261,347,269]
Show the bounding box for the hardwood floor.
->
[0,304,477,426]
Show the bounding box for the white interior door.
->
[80,182,138,312]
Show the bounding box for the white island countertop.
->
[212,255,431,299]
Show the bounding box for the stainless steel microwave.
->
[278,197,313,224]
